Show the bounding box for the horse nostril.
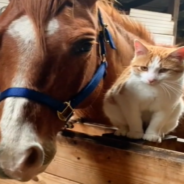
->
[0,145,44,181]
[23,146,44,169]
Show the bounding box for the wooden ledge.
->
[45,130,184,184]
[70,122,184,152]
[61,129,184,159]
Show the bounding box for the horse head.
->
[0,0,108,181]
[0,0,154,181]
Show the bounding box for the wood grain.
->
[1,127,184,184]
[167,0,180,43]
[72,123,115,136]
[45,131,184,184]
[1,173,80,184]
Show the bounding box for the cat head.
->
[131,40,184,85]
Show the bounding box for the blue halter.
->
[0,9,116,127]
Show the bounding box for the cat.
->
[103,39,184,142]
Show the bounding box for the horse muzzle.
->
[0,143,45,181]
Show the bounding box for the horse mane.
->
[117,15,154,44]
[9,0,115,56]
[7,0,154,56]
[98,0,154,44]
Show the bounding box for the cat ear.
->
[168,47,184,62]
[134,40,148,56]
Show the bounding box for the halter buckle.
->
[100,23,109,43]
[57,102,73,122]
[102,54,107,62]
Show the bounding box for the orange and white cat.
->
[103,40,184,142]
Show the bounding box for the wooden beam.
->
[45,130,184,184]
[168,0,180,16]
[167,0,180,43]
[72,122,184,152]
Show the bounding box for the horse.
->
[0,0,157,182]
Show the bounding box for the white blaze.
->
[0,15,59,177]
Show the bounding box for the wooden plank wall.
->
[128,8,175,45]
[167,0,180,43]
[129,9,174,35]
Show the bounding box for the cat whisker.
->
[162,83,183,96]
[163,83,183,94]
[164,80,182,88]
[160,84,171,99]
[162,83,178,94]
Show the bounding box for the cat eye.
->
[140,66,148,71]
[159,68,169,73]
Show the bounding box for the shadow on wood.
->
[45,129,184,184]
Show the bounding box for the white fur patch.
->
[46,18,59,35]
[0,15,43,179]
[137,56,161,84]
[150,56,161,69]
[8,16,59,42]
[8,16,36,45]
[0,98,42,178]
[3,16,59,148]
[3,15,38,143]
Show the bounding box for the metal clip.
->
[64,122,74,129]
[102,54,107,62]
[57,102,73,122]
[102,23,109,43]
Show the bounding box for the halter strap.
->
[0,62,108,121]
[0,9,116,126]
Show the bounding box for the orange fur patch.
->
[131,45,184,75]
[106,44,184,104]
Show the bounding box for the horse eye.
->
[73,40,93,55]
[159,68,169,73]
[140,66,148,71]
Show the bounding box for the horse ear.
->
[134,39,148,57]
[168,47,184,62]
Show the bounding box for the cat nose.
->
[148,79,157,84]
